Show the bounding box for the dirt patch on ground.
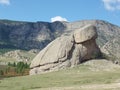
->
[34,83,120,90]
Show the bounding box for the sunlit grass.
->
[0,64,120,90]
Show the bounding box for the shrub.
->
[0,70,4,75]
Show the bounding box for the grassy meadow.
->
[0,61,120,90]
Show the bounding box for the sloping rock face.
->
[30,25,100,75]
[101,37,120,62]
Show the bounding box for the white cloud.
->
[0,0,10,5]
[51,16,68,22]
[102,0,120,11]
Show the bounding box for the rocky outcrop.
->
[64,20,120,62]
[101,37,120,63]
[30,25,100,75]
[0,19,120,64]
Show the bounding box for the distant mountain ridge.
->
[0,20,66,50]
[0,19,120,61]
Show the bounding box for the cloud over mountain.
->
[51,16,68,22]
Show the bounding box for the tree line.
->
[0,62,30,76]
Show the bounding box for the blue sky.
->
[0,0,120,26]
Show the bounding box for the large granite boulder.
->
[30,25,100,75]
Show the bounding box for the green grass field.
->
[0,63,120,90]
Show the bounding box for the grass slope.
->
[0,61,120,90]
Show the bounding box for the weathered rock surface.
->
[30,25,100,75]
[64,20,120,62]
[101,37,120,63]
[74,25,97,43]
